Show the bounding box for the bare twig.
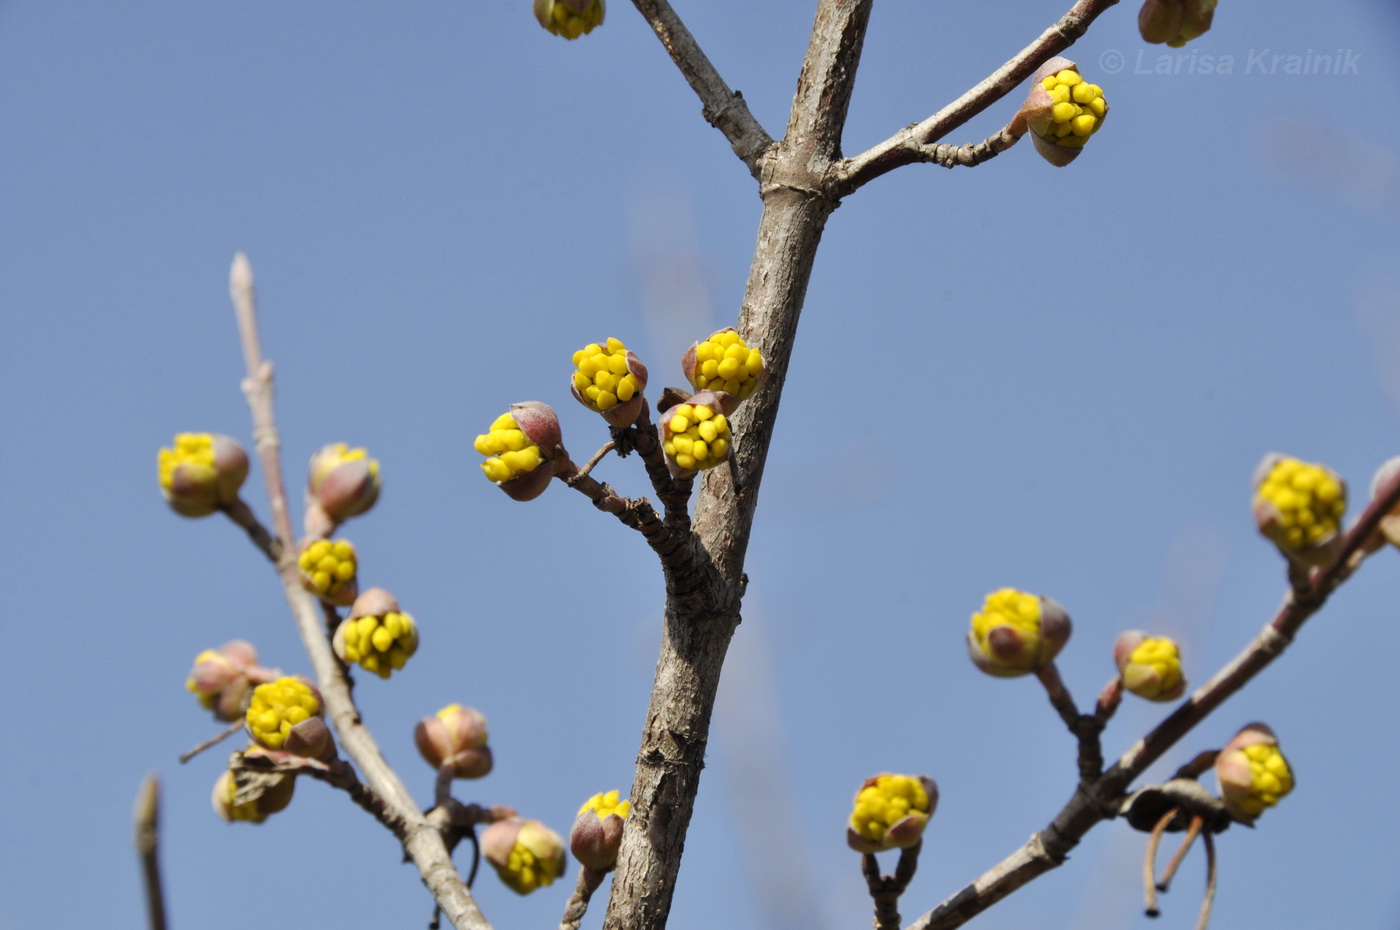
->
[133,775,168,930]
[911,123,1025,170]
[229,254,491,930]
[628,0,774,174]
[559,867,608,930]
[833,0,1121,194]
[1035,662,1080,731]
[178,719,244,764]
[222,496,280,562]
[575,441,617,480]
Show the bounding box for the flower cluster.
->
[186,640,273,722]
[847,773,938,853]
[158,432,249,517]
[245,677,333,759]
[967,588,1071,677]
[1020,58,1108,166]
[1114,631,1187,702]
[298,538,359,606]
[333,588,418,679]
[683,329,765,403]
[571,337,648,426]
[1215,723,1294,823]
[1253,454,1346,559]
[212,755,297,824]
[482,819,567,894]
[661,397,732,477]
[534,0,604,39]
[475,403,561,501]
[571,790,630,871]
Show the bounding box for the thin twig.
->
[559,867,607,930]
[1035,662,1080,731]
[228,254,490,930]
[912,123,1025,170]
[178,719,245,764]
[628,0,774,174]
[575,441,616,480]
[222,496,280,562]
[833,0,1121,194]
[133,775,168,930]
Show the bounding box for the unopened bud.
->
[186,640,271,722]
[570,790,630,871]
[414,704,493,779]
[212,762,297,824]
[1215,722,1294,824]
[158,433,249,517]
[1019,58,1108,167]
[1113,631,1187,701]
[481,818,567,894]
[307,443,380,534]
[534,0,604,39]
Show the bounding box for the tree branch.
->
[628,0,774,175]
[132,775,167,930]
[230,254,492,930]
[833,0,1120,194]
[904,471,1400,930]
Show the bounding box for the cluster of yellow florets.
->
[971,588,1041,646]
[475,414,545,484]
[336,611,419,679]
[1039,69,1107,149]
[1226,744,1294,818]
[1121,635,1185,700]
[159,433,216,490]
[245,678,321,751]
[663,404,730,472]
[298,539,357,599]
[535,0,605,39]
[1255,457,1346,551]
[849,775,931,848]
[214,766,296,824]
[572,338,640,413]
[688,330,764,401]
[578,790,631,822]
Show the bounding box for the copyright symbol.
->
[1099,49,1125,74]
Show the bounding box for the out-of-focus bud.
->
[245,677,334,759]
[1252,453,1346,567]
[1113,631,1187,702]
[570,791,630,871]
[660,392,732,478]
[481,819,568,894]
[1140,0,1217,46]
[967,588,1072,678]
[212,761,297,824]
[571,338,649,427]
[333,587,419,679]
[1019,57,1108,167]
[474,402,563,501]
[186,640,271,722]
[534,0,604,39]
[307,443,380,535]
[681,329,766,409]
[297,538,359,606]
[846,774,938,854]
[1215,722,1294,824]
[414,704,493,779]
[1369,456,1400,549]
[158,433,249,517]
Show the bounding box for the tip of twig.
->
[230,252,254,294]
[133,773,160,851]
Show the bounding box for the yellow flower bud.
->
[212,762,296,824]
[846,773,938,854]
[245,677,331,758]
[333,587,419,679]
[157,432,249,517]
[1252,453,1346,566]
[967,588,1072,677]
[297,538,359,606]
[186,640,269,722]
[1113,631,1187,702]
[482,819,567,894]
[681,329,766,407]
[571,791,630,871]
[660,393,732,478]
[571,337,649,427]
[1215,723,1294,824]
[474,402,562,501]
[307,443,380,534]
[1019,58,1109,166]
[533,0,604,39]
[1140,0,1217,46]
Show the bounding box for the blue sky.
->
[2,2,1399,929]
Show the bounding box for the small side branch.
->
[560,463,691,572]
[833,0,1120,193]
[559,867,608,930]
[912,124,1024,170]
[133,775,168,930]
[629,0,774,174]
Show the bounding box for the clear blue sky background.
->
[3,2,1399,928]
